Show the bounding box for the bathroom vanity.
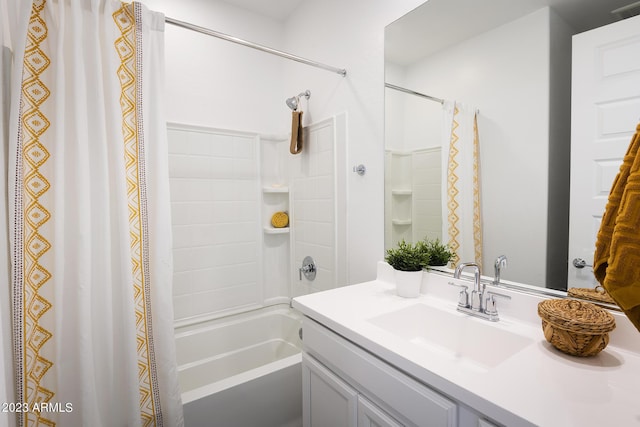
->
[292,262,640,427]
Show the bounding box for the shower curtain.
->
[442,101,482,267]
[4,1,183,426]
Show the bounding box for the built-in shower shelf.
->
[391,189,412,196]
[392,219,412,226]
[262,186,289,193]
[263,227,290,234]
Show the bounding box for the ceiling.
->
[385,0,638,66]
[220,0,304,21]
[217,0,638,65]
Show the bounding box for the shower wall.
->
[412,148,442,242]
[291,115,347,296]
[384,148,442,250]
[168,124,262,323]
[168,116,345,325]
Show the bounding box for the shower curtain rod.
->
[385,83,444,104]
[164,17,347,77]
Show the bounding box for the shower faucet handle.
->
[299,256,316,281]
[353,164,366,176]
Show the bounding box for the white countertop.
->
[293,262,640,427]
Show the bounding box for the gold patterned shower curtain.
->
[6,1,182,426]
[442,101,482,267]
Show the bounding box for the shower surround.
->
[167,114,346,425]
[168,114,346,324]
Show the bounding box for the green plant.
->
[423,237,455,266]
[385,239,429,272]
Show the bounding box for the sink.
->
[368,303,534,372]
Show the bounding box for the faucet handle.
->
[448,281,469,308]
[485,291,511,318]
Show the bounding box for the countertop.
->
[292,262,640,427]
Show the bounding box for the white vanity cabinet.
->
[294,270,640,426]
[301,317,500,427]
[302,352,405,427]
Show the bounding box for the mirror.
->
[384,0,635,292]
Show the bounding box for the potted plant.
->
[385,239,429,297]
[423,237,455,267]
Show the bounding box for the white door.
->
[568,14,640,288]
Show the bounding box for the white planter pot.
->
[394,269,423,298]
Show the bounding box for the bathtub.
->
[175,305,303,427]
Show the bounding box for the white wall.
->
[389,8,568,286]
[384,62,407,151]
[282,0,425,284]
[141,0,285,134]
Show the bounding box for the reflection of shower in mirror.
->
[285,90,311,111]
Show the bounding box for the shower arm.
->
[286,90,311,111]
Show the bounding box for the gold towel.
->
[594,122,640,332]
[290,111,303,154]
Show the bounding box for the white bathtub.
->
[175,305,303,427]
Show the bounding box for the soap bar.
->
[271,212,289,228]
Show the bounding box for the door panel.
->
[569,15,640,288]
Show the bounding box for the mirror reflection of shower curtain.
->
[441,101,482,267]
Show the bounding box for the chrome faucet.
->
[493,255,508,286]
[450,261,511,322]
[454,262,483,311]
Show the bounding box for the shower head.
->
[285,90,311,111]
[286,96,299,111]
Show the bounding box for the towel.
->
[290,111,303,154]
[594,122,640,332]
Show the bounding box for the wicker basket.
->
[537,299,616,357]
[567,286,616,305]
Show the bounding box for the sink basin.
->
[368,303,533,372]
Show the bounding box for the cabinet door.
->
[303,353,358,427]
[357,396,403,427]
[304,318,457,426]
[478,419,499,427]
